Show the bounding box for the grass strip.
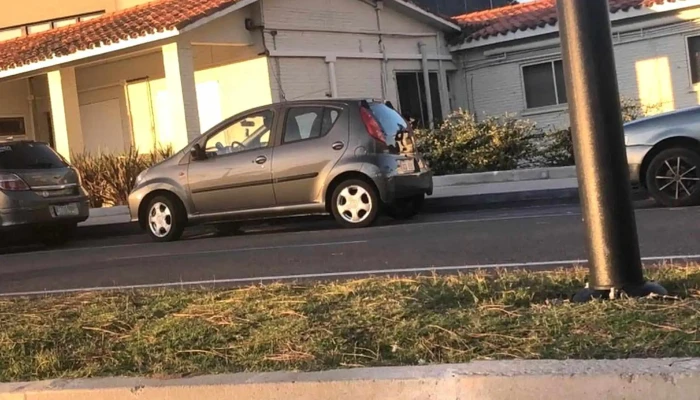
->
[0,265,698,382]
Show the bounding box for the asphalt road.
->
[0,201,699,296]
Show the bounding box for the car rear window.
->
[368,103,412,153]
[0,142,67,170]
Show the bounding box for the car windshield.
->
[0,142,67,170]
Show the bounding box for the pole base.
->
[572,281,668,303]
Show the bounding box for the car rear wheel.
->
[645,147,700,208]
[38,223,76,247]
[331,179,379,228]
[386,194,425,220]
[146,196,185,242]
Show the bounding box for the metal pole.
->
[556,0,667,301]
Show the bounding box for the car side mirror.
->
[190,144,205,161]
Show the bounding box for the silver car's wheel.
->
[149,202,173,238]
[144,195,185,242]
[646,148,700,208]
[337,185,373,223]
[330,179,379,228]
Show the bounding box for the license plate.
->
[398,159,416,173]
[51,203,80,217]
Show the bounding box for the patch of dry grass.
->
[0,264,698,382]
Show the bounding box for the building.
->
[0,0,459,159]
[450,0,700,130]
[2,0,700,160]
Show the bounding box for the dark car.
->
[0,139,89,245]
[128,99,434,242]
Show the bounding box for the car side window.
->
[204,110,273,158]
[283,107,339,144]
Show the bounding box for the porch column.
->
[47,67,84,160]
[161,41,200,151]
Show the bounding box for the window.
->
[0,117,25,137]
[283,107,339,143]
[204,110,273,157]
[522,60,567,108]
[687,36,700,85]
[0,142,67,170]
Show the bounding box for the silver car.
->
[0,139,90,245]
[625,105,700,207]
[128,99,434,242]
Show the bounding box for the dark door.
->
[396,71,442,129]
[271,105,348,206]
[188,108,277,214]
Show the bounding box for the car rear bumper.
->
[0,193,90,230]
[374,170,433,204]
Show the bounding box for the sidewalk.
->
[77,166,581,235]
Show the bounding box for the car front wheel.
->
[645,147,700,207]
[331,179,379,228]
[145,196,185,242]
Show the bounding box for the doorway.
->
[395,71,442,129]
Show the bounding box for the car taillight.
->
[360,107,386,144]
[0,173,30,191]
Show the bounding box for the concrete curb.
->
[434,166,577,187]
[2,358,698,400]
[424,188,580,212]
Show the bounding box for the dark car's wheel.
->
[645,147,700,207]
[38,223,76,247]
[331,179,379,228]
[145,195,186,242]
[386,194,425,220]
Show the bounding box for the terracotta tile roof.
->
[453,0,689,42]
[0,0,247,72]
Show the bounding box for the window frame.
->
[280,105,343,145]
[685,34,700,87]
[520,59,567,110]
[0,116,26,137]
[199,108,276,161]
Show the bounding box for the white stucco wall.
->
[455,12,700,131]
[261,0,456,111]
[0,79,32,140]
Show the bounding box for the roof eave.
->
[386,0,462,32]
[449,0,700,52]
[0,29,180,79]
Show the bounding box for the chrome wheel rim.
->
[655,156,700,200]
[336,185,372,223]
[148,202,173,238]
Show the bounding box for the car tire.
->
[38,223,76,247]
[330,179,379,229]
[386,194,425,220]
[645,147,700,208]
[145,195,186,242]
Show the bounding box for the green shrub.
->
[72,146,173,208]
[414,110,540,175]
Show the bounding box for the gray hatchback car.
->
[0,139,90,245]
[128,99,434,242]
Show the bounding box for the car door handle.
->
[254,155,267,164]
[332,141,345,150]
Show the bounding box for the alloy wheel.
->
[654,156,700,201]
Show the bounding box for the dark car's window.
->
[0,142,67,170]
[368,103,411,153]
[283,107,339,144]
